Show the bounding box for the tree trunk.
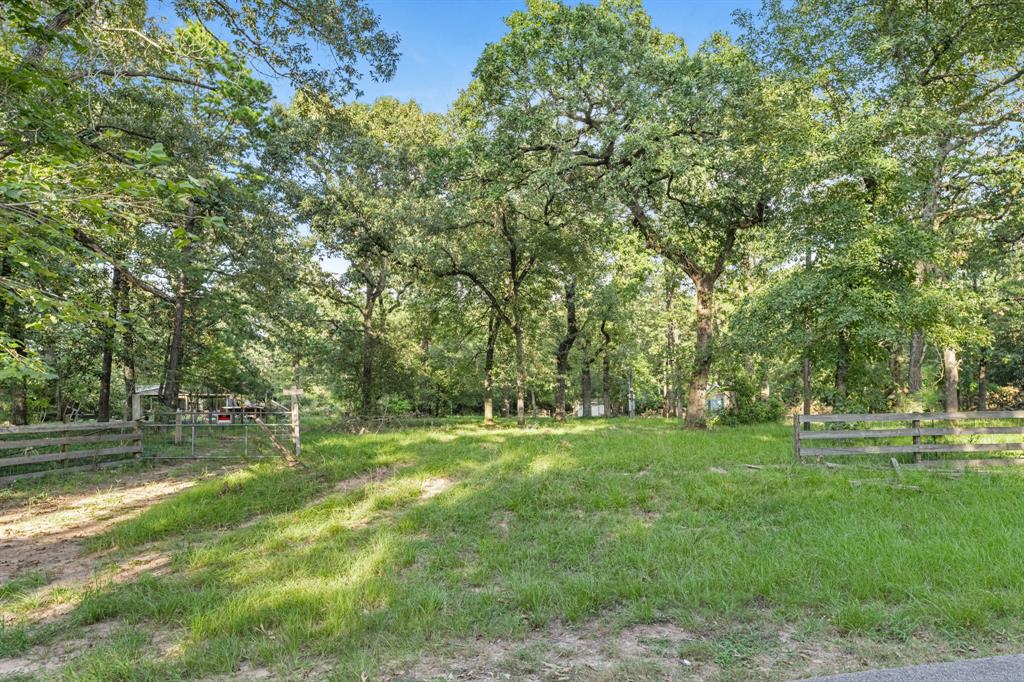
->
[580,343,592,418]
[663,304,676,417]
[908,330,925,393]
[943,347,959,411]
[909,141,952,393]
[11,381,27,425]
[513,322,526,427]
[581,373,592,416]
[627,366,636,417]
[554,280,578,422]
[97,268,122,422]
[802,357,812,417]
[978,354,988,411]
[19,1,96,67]
[161,203,197,410]
[684,276,714,428]
[4,249,28,424]
[601,320,612,417]
[801,248,813,427]
[161,270,187,410]
[907,259,928,394]
[888,342,902,409]
[8,305,28,425]
[661,271,678,417]
[44,346,61,420]
[834,333,850,405]
[360,299,375,415]
[483,314,498,426]
[0,255,26,425]
[118,278,135,419]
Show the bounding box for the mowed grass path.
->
[5,418,1024,680]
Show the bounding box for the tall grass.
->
[5,418,1024,680]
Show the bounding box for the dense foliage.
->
[2,0,1022,426]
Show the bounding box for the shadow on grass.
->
[12,419,1024,680]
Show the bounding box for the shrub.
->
[715,395,785,425]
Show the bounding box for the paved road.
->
[796,654,1024,681]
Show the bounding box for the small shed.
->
[706,383,730,413]
[574,401,606,418]
[131,385,234,420]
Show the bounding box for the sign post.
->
[283,387,304,461]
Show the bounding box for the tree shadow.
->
[18,420,1021,679]
[29,421,697,677]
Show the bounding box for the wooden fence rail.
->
[794,411,1024,462]
[0,420,141,484]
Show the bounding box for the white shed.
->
[574,402,606,418]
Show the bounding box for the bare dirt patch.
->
[390,620,699,681]
[0,465,219,587]
[335,466,395,494]
[386,619,1005,681]
[0,465,241,676]
[0,619,120,678]
[420,477,453,500]
[0,463,241,637]
[198,661,275,680]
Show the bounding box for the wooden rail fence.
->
[0,420,142,484]
[794,411,1024,463]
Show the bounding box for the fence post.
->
[174,409,182,445]
[284,387,303,461]
[912,418,921,463]
[793,413,802,462]
[191,418,196,459]
[133,420,142,461]
[293,398,300,460]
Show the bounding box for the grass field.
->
[3,417,1024,680]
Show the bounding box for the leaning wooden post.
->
[284,387,303,461]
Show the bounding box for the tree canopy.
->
[3,0,1022,426]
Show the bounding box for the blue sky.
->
[353,0,760,112]
[148,0,760,112]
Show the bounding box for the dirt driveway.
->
[0,464,233,678]
[0,466,212,585]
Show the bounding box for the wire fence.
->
[140,409,295,461]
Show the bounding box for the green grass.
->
[5,417,1024,680]
[0,572,47,604]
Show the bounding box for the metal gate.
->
[140,406,297,462]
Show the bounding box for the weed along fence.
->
[0,421,142,484]
[795,410,1024,465]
